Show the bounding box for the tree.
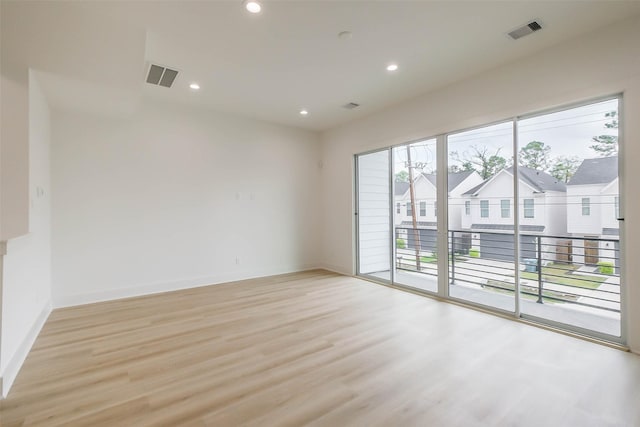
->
[590,111,618,157]
[448,161,474,174]
[519,141,551,171]
[549,156,580,183]
[450,145,508,179]
[395,170,409,182]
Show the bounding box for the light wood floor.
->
[2,270,639,426]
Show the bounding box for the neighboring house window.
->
[615,196,619,219]
[501,199,510,218]
[582,198,591,216]
[406,202,412,216]
[480,200,489,218]
[524,199,534,218]
[434,201,437,217]
[465,201,470,215]
[396,202,400,214]
[420,201,426,217]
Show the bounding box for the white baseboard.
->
[53,264,321,309]
[1,300,52,398]
[318,263,352,276]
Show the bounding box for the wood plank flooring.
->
[1,270,640,426]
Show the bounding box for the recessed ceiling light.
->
[386,64,399,72]
[189,83,200,90]
[244,0,261,13]
[300,110,308,116]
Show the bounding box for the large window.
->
[356,150,391,280]
[448,120,515,312]
[392,139,438,293]
[356,96,622,343]
[517,96,620,337]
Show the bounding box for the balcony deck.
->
[369,269,620,337]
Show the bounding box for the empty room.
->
[2,1,640,425]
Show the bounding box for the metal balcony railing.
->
[394,227,620,314]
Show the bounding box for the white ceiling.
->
[4,1,640,132]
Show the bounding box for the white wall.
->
[567,184,605,235]
[449,173,483,231]
[0,65,30,241]
[543,191,568,236]
[396,176,437,224]
[601,180,619,232]
[51,100,321,306]
[320,16,640,352]
[1,73,52,396]
[470,172,517,226]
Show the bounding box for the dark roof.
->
[422,170,475,191]
[516,166,566,193]
[463,167,566,195]
[568,156,618,185]
[394,181,410,196]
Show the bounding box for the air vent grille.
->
[507,21,542,40]
[146,64,179,88]
[343,102,360,110]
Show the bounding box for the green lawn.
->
[520,263,606,290]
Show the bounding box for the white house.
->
[394,171,482,251]
[566,156,619,267]
[395,171,482,226]
[460,167,567,261]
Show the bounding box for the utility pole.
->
[406,146,422,271]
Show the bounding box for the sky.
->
[394,98,619,174]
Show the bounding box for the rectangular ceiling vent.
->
[507,21,542,40]
[146,64,179,88]
[342,102,360,110]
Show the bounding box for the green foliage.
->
[519,141,551,171]
[395,171,409,183]
[549,156,581,183]
[590,111,618,157]
[590,135,618,157]
[396,238,406,249]
[469,248,480,258]
[448,161,475,174]
[597,261,614,275]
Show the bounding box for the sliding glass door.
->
[354,96,623,343]
[447,121,516,312]
[392,139,439,293]
[517,98,621,337]
[356,149,392,281]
